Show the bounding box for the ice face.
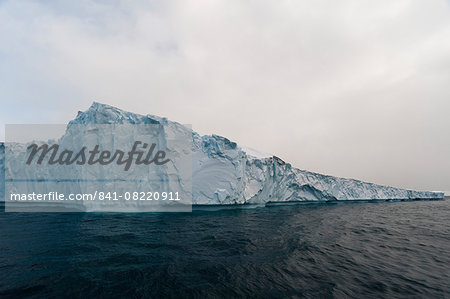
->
[0,102,444,204]
[0,143,4,202]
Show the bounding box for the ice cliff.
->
[0,102,444,204]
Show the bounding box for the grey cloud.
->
[0,0,449,193]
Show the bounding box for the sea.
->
[0,198,449,298]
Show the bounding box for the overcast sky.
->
[1,0,449,193]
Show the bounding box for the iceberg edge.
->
[0,102,444,204]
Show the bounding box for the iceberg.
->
[0,102,444,205]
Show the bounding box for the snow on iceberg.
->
[0,102,444,204]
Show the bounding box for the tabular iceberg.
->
[0,102,444,204]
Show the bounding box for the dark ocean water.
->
[0,199,449,299]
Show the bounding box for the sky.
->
[1,0,449,193]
